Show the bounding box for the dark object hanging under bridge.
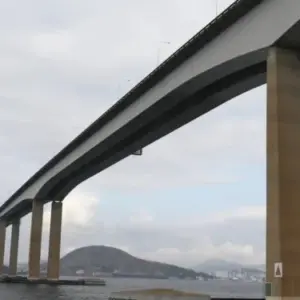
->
[132,149,143,156]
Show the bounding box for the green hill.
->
[58,245,211,279]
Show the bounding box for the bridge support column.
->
[47,201,62,280]
[0,221,6,274]
[267,47,300,298]
[8,219,20,276]
[28,199,43,280]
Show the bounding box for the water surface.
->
[0,278,264,300]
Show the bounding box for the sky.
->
[0,0,266,268]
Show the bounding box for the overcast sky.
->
[0,0,266,268]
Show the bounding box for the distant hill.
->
[57,245,212,279]
[241,266,265,274]
[194,259,265,273]
[248,264,265,271]
[194,259,241,272]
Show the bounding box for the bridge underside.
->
[1,53,268,222]
[8,19,300,218]
[0,1,299,287]
[2,1,300,220]
[1,46,300,291]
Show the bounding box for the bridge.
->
[0,0,299,295]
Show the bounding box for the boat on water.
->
[79,277,106,285]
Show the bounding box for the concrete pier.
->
[47,201,63,280]
[28,199,43,280]
[8,219,20,275]
[0,275,106,286]
[0,221,6,273]
[266,47,300,297]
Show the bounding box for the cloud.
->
[0,0,265,195]
[143,241,256,267]
[43,189,98,228]
[3,191,265,266]
[188,205,266,227]
[40,202,264,267]
[129,209,154,225]
[122,204,265,266]
[0,0,266,267]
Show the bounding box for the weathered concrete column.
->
[0,220,6,274]
[266,47,300,298]
[47,201,63,280]
[28,199,44,279]
[8,219,20,275]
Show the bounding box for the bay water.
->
[0,277,264,300]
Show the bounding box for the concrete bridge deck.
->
[1,0,300,220]
[0,0,300,296]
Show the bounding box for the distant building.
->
[215,270,229,278]
[76,269,85,275]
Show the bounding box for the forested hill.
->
[58,245,212,279]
